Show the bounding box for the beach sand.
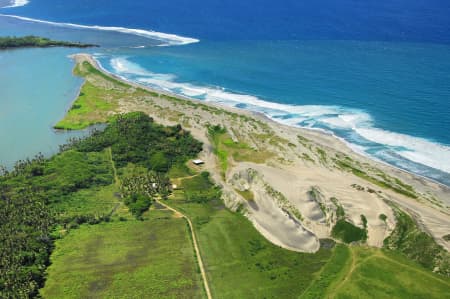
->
[72,53,450,252]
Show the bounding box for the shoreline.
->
[68,53,450,253]
[83,53,450,192]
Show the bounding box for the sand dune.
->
[72,53,450,253]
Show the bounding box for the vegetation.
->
[0,112,203,298]
[54,61,147,130]
[328,247,450,298]
[0,186,53,298]
[66,112,202,169]
[316,147,327,164]
[208,125,273,178]
[235,189,255,201]
[169,183,334,298]
[384,206,450,276]
[0,148,116,298]
[180,172,221,204]
[41,210,204,298]
[361,214,368,229]
[334,159,418,199]
[265,183,303,221]
[330,197,345,219]
[308,187,327,216]
[332,219,367,243]
[0,36,97,49]
[300,245,351,299]
[3,56,449,298]
[168,161,194,178]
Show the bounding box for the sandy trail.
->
[155,198,213,299]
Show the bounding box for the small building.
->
[192,159,205,165]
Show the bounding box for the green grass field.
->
[41,209,205,299]
[54,61,148,130]
[52,184,120,219]
[169,176,334,298]
[302,245,450,299]
[300,245,351,299]
[329,247,450,299]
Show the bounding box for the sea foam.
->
[1,0,29,8]
[0,14,199,46]
[107,56,450,180]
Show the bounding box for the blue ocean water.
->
[1,0,450,185]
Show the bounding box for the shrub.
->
[332,219,367,243]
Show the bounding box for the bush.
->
[125,193,152,218]
[332,219,367,243]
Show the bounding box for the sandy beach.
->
[71,53,450,252]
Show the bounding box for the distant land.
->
[0,35,98,49]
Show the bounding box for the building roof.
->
[192,159,205,165]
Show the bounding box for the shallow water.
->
[0,47,88,167]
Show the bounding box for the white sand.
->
[73,53,450,252]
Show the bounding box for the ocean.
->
[1,0,450,185]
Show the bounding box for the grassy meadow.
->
[41,209,205,299]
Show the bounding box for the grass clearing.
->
[41,209,205,299]
[168,162,196,179]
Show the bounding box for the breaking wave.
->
[0,14,199,46]
[0,0,29,8]
[104,56,450,185]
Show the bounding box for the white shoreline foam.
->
[0,14,199,46]
[1,0,29,8]
[105,56,450,179]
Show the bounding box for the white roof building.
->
[192,159,205,165]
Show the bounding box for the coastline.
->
[86,53,450,192]
[66,53,450,253]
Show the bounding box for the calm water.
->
[1,0,450,185]
[0,47,90,167]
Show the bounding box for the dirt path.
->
[330,246,357,296]
[155,198,213,299]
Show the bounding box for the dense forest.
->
[0,112,203,298]
[0,36,98,50]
